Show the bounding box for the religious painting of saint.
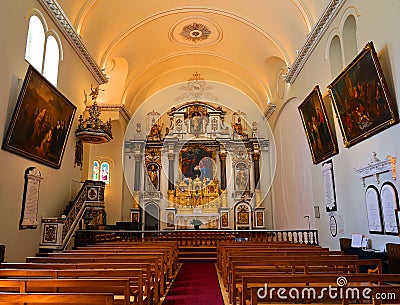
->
[328,41,399,148]
[298,85,338,164]
[179,146,215,183]
[3,65,76,169]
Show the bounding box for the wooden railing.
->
[74,229,319,248]
[40,180,105,251]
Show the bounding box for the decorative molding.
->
[264,101,277,119]
[354,153,397,186]
[285,0,347,84]
[37,0,108,84]
[97,104,131,122]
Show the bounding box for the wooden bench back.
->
[0,292,115,304]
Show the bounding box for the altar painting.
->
[180,146,215,184]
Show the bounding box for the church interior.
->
[0,1,400,304]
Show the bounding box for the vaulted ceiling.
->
[56,0,331,113]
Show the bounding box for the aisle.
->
[162,263,224,305]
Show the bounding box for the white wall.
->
[273,0,400,249]
[0,1,98,261]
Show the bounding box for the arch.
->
[329,35,344,79]
[92,160,100,180]
[144,203,159,231]
[234,201,252,229]
[25,9,62,86]
[342,14,358,65]
[100,161,110,184]
[25,15,45,71]
[100,7,291,68]
[43,35,60,86]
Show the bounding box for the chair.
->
[339,238,352,252]
[386,243,400,273]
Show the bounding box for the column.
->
[133,152,141,209]
[168,153,175,191]
[252,152,261,190]
[219,151,227,190]
[167,153,175,208]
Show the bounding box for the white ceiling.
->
[57,0,331,113]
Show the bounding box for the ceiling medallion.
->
[169,17,222,47]
[180,22,211,43]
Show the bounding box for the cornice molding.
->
[96,104,131,122]
[285,0,347,84]
[37,0,108,84]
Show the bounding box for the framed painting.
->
[221,212,229,228]
[328,41,399,147]
[3,65,76,169]
[179,144,216,183]
[298,85,338,164]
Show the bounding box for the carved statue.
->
[148,123,162,141]
[147,164,159,190]
[232,117,244,135]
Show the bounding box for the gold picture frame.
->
[328,41,399,147]
[3,66,76,169]
[298,85,338,164]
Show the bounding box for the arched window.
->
[43,35,60,86]
[329,35,344,79]
[25,15,45,71]
[25,14,61,86]
[100,162,110,184]
[92,161,100,181]
[343,15,358,65]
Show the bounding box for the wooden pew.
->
[216,242,324,267]
[221,250,343,286]
[0,292,115,304]
[241,273,400,305]
[60,247,176,281]
[228,258,382,304]
[24,255,165,300]
[249,283,400,305]
[41,252,167,278]
[1,263,155,305]
[225,254,360,287]
[0,268,146,305]
[0,278,133,305]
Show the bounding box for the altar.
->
[124,100,269,230]
[175,208,220,229]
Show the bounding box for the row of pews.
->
[0,240,179,305]
[216,241,400,305]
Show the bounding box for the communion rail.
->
[74,229,319,248]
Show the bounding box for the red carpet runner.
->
[163,263,224,305]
